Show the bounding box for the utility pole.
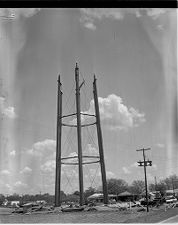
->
[75,63,84,206]
[93,75,108,205]
[136,148,152,212]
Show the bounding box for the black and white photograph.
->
[0,8,177,223]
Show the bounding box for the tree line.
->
[0,174,177,205]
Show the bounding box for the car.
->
[165,196,177,203]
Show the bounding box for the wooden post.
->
[136,148,151,212]
[75,63,84,206]
[93,75,108,205]
[142,149,149,212]
[55,75,62,207]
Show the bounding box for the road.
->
[160,214,178,223]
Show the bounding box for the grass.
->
[1,205,178,223]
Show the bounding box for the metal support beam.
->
[93,75,108,205]
[75,63,84,206]
[55,75,62,207]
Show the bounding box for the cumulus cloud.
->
[122,166,131,174]
[1,170,11,175]
[122,162,140,175]
[14,181,27,188]
[40,160,55,173]
[0,8,40,20]
[80,8,170,30]
[88,168,115,179]
[20,166,32,175]
[83,144,98,156]
[0,97,16,119]
[27,139,56,160]
[68,152,78,158]
[75,94,145,131]
[106,171,116,179]
[145,8,169,20]
[84,22,96,30]
[156,143,165,148]
[9,150,16,156]
[130,162,138,168]
[152,164,157,170]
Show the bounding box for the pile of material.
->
[85,201,145,212]
[61,205,84,212]
[12,202,55,214]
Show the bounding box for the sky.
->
[0,8,177,195]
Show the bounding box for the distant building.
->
[2,200,20,207]
[87,193,117,203]
[10,201,20,207]
[166,189,178,197]
[118,191,138,201]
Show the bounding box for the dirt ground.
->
[0,206,178,223]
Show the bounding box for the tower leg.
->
[55,75,62,207]
[75,64,84,206]
[93,75,108,205]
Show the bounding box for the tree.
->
[107,178,128,195]
[7,193,20,201]
[163,174,178,190]
[129,180,145,195]
[65,194,79,203]
[84,187,96,202]
[149,183,156,192]
[0,194,5,206]
[73,191,80,196]
[149,181,167,196]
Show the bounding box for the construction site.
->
[0,8,177,224]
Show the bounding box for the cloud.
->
[77,94,145,130]
[106,171,116,179]
[84,22,96,30]
[83,144,98,156]
[68,152,78,158]
[0,97,16,119]
[20,166,32,175]
[122,166,131,174]
[9,150,16,156]
[145,8,169,20]
[14,181,27,188]
[122,162,139,175]
[27,139,56,160]
[0,8,40,20]
[152,164,157,170]
[156,143,165,148]
[130,162,138,168]
[80,8,124,30]
[1,170,11,175]
[88,168,115,179]
[40,160,55,173]
[80,8,170,30]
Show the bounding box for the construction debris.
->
[10,199,169,215]
[12,202,55,214]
